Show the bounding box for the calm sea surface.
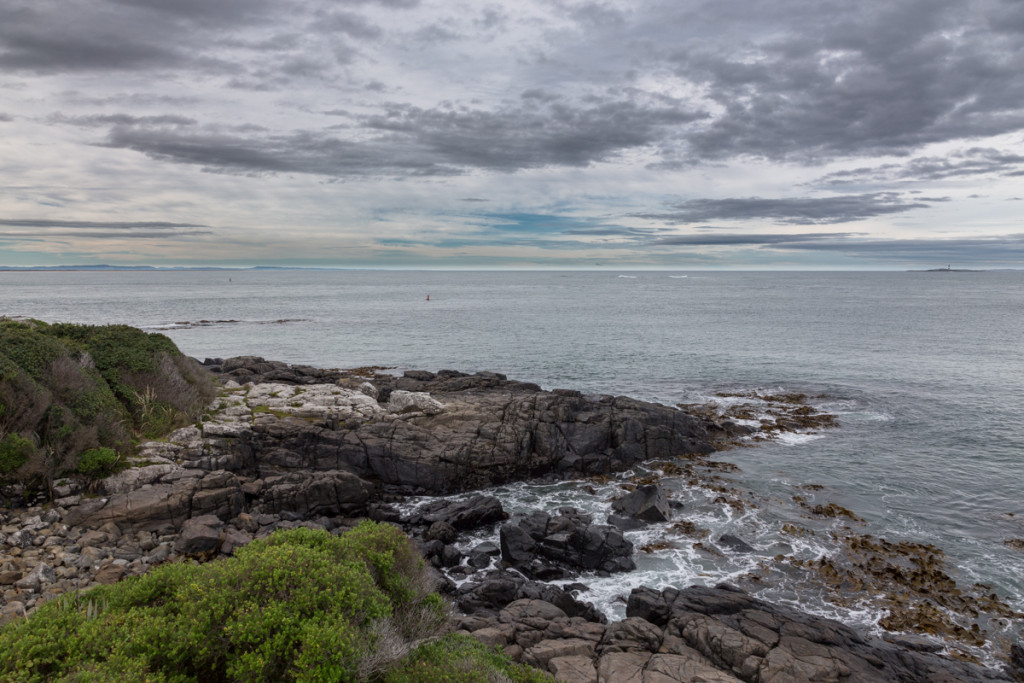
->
[3,269,1022,656]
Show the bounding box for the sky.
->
[1,0,1023,269]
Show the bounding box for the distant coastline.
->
[0,265,341,272]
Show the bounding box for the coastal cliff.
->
[1,351,1020,682]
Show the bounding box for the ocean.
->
[3,269,1022,663]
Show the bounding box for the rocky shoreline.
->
[1,357,1020,682]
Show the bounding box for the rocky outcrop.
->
[499,508,635,579]
[199,358,716,494]
[457,585,1012,682]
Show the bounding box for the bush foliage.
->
[0,523,537,682]
[0,319,215,490]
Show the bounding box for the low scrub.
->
[0,319,215,492]
[0,523,517,682]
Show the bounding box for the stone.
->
[417,495,507,530]
[0,601,26,628]
[175,515,224,554]
[596,652,650,683]
[717,534,754,553]
[220,527,253,555]
[611,485,671,523]
[14,562,55,592]
[525,638,597,670]
[598,617,664,655]
[645,653,743,683]
[387,390,446,415]
[93,563,126,585]
[549,655,598,683]
[425,521,458,544]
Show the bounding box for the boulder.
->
[14,563,55,592]
[387,390,446,415]
[175,515,224,555]
[416,495,508,531]
[499,509,635,578]
[611,485,672,523]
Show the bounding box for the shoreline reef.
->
[1,337,1021,681]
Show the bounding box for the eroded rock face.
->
[196,359,716,495]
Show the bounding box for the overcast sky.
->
[2,0,1023,269]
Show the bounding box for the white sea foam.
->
[617,275,638,278]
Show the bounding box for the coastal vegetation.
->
[0,522,547,682]
[0,318,215,494]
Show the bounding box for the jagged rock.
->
[251,470,374,517]
[500,509,635,578]
[456,571,605,623]
[651,585,1009,683]
[416,495,508,531]
[175,515,224,555]
[611,485,672,523]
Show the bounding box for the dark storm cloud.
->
[816,148,1024,186]
[635,193,935,225]
[97,97,706,176]
[662,0,1024,162]
[361,99,706,170]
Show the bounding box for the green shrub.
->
[385,633,553,683]
[0,433,34,474]
[0,319,216,493]
[0,523,470,682]
[76,447,120,478]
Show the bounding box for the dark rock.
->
[425,521,458,544]
[717,534,754,553]
[607,514,647,532]
[597,617,664,655]
[611,484,671,523]
[440,544,462,568]
[417,495,508,531]
[175,515,224,555]
[500,509,635,578]
[472,541,501,556]
[660,585,1010,683]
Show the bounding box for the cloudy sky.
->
[2,0,1023,269]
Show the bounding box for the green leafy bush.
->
[0,319,216,490]
[0,433,34,474]
[385,633,553,683]
[76,447,120,478]
[0,523,466,682]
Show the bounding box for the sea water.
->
[3,269,1022,660]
